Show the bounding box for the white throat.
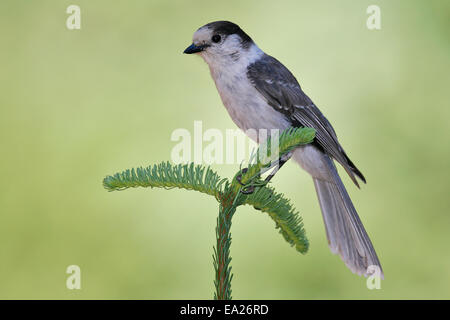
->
[201,43,264,79]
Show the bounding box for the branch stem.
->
[214,201,236,300]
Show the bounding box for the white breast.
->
[201,43,330,180]
[205,45,290,142]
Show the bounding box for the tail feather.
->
[313,157,383,278]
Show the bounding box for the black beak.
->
[183,43,205,54]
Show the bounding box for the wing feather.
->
[247,54,365,186]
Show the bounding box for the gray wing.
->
[247,54,365,186]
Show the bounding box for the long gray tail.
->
[313,157,383,278]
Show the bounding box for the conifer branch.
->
[229,127,315,194]
[243,186,309,253]
[103,162,229,200]
[102,126,315,299]
[213,201,236,300]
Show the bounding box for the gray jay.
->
[184,21,382,278]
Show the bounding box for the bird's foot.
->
[236,168,257,194]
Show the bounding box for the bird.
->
[183,20,382,278]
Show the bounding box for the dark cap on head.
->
[204,21,253,48]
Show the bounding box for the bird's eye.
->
[212,35,221,43]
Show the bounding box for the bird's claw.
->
[236,168,256,194]
[241,185,255,194]
[235,168,248,186]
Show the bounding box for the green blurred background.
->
[0,0,449,299]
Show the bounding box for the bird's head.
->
[184,21,260,68]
